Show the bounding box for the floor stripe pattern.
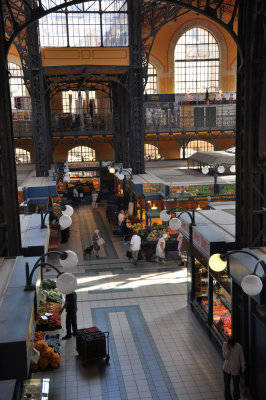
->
[92,305,179,400]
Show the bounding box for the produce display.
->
[36,285,63,330]
[217,317,232,337]
[202,298,231,337]
[42,278,57,290]
[31,332,61,371]
[130,223,169,242]
[42,288,63,304]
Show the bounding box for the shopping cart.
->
[76,327,110,365]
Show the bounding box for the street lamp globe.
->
[59,214,72,229]
[209,253,227,272]
[202,166,209,175]
[169,218,182,230]
[59,250,78,268]
[241,274,263,296]
[62,205,74,217]
[118,173,125,180]
[109,167,115,174]
[57,272,77,294]
[160,210,171,222]
[217,165,225,174]
[230,165,236,173]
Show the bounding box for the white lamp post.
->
[209,250,266,297]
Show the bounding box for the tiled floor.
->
[33,204,226,400]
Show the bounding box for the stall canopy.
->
[188,151,235,166]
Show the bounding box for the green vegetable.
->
[42,279,56,290]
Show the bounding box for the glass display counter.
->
[194,260,208,314]
[213,281,231,337]
[22,379,50,400]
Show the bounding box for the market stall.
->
[178,210,235,349]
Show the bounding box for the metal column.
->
[236,0,266,247]
[24,21,51,176]
[0,1,21,256]
[128,0,145,174]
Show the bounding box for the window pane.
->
[175,27,220,93]
[39,0,128,47]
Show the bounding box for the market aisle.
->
[34,204,225,400]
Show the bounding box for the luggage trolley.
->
[76,327,110,365]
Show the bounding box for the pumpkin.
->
[50,352,60,368]
[42,346,54,359]
[38,355,49,369]
[34,339,48,353]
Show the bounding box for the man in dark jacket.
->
[60,291,78,340]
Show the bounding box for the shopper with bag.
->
[155,233,168,264]
[92,228,105,259]
[128,230,141,265]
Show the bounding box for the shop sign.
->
[220,184,236,194]
[69,161,100,168]
[143,183,163,193]
[167,194,236,201]
[193,230,210,257]
[184,185,213,196]
[169,186,183,196]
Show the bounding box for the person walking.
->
[118,209,125,226]
[222,336,246,400]
[60,291,78,340]
[129,230,141,265]
[91,189,98,208]
[155,233,168,264]
[72,186,79,206]
[92,228,101,259]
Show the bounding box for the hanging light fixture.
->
[59,250,78,268]
[230,165,236,173]
[217,165,225,174]
[209,253,228,272]
[160,210,171,222]
[62,205,74,217]
[59,214,72,229]
[169,217,182,230]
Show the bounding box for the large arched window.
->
[15,148,31,164]
[144,144,160,160]
[68,146,96,162]
[183,140,214,158]
[175,27,220,93]
[39,0,128,47]
[145,63,158,95]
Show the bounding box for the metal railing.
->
[12,103,236,137]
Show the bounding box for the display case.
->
[213,281,231,337]
[22,379,50,400]
[194,260,208,313]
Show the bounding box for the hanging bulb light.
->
[230,165,236,173]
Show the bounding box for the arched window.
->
[8,63,31,111]
[15,148,31,164]
[175,27,220,93]
[39,0,128,47]
[144,144,160,160]
[183,140,214,158]
[145,63,158,95]
[68,146,96,162]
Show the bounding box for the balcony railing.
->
[12,103,236,137]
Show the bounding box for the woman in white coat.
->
[155,234,168,264]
